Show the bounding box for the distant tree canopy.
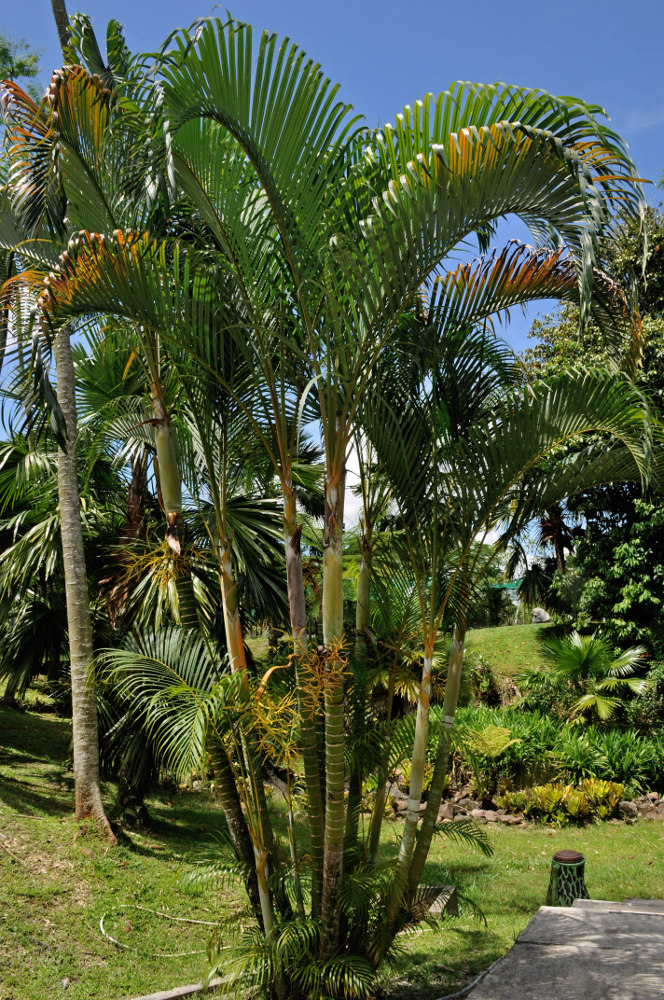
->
[0,34,41,98]
[524,205,664,655]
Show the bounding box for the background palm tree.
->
[542,631,649,721]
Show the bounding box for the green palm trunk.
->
[408,612,468,898]
[344,527,372,856]
[320,472,346,958]
[149,390,201,630]
[386,640,434,928]
[220,544,247,672]
[282,485,326,911]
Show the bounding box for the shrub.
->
[465,652,502,707]
[624,661,664,732]
[452,706,664,795]
[496,778,624,824]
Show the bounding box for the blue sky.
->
[3,0,664,352]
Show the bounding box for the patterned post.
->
[546,849,590,906]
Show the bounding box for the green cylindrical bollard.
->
[546,849,590,906]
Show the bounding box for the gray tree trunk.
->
[50,0,71,52]
[55,327,115,842]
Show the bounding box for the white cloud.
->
[623,105,664,132]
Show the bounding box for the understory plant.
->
[453,706,664,795]
[518,631,650,721]
[496,778,625,824]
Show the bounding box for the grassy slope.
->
[465,623,553,678]
[0,705,244,1000]
[2,702,663,1000]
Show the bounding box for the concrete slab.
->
[517,905,664,952]
[469,902,664,999]
[572,898,664,915]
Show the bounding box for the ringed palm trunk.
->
[408,594,470,899]
[220,543,247,672]
[385,634,434,928]
[149,390,199,630]
[344,524,372,856]
[319,468,346,958]
[216,533,283,923]
[282,482,325,912]
[54,327,115,842]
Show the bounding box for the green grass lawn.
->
[2,701,663,1000]
[0,704,245,1000]
[465,623,553,678]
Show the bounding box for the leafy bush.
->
[464,652,502,707]
[496,779,624,824]
[452,706,664,795]
[571,727,664,795]
[454,706,561,790]
[625,661,664,732]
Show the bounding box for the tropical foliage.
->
[0,11,659,997]
[523,205,664,653]
[496,778,625,824]
[518,631,650,721]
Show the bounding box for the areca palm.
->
[371,361,652,921]
[6,13,654,992]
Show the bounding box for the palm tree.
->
[539,503,576,573]
[542,631,649,720]
[359,305,652,929]
[7,13,654,991]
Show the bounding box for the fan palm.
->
[542,630,649,721]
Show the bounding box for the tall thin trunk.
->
[408,599,469,898]
[320,468,346,959]
[220,544,247,672]
[344,525,372,857]
[106,450,147,628]
[386,638,434,928]
[50,0,70,52]
[367,664,396,864]
[150,391,200,630]
[282,483,325,912]
[217,540,283,922]
[54,327,115,842]
[554,533,566,574]
[207,738,265,928]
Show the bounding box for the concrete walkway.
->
[468,899,664,999]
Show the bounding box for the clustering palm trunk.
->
[409,606,469,897]
[282,483,326,909]
[386,635,434,929]
[320,469,347,958]
[343,523,372,856]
